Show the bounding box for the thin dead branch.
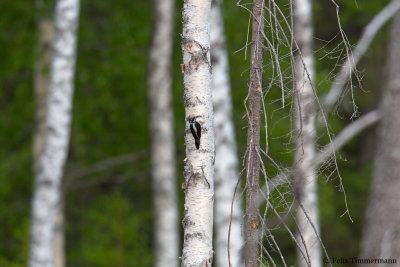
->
[65,151,146,181]
[323,0,400,113]
[261,109,380,197]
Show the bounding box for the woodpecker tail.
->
[195,139,200,149]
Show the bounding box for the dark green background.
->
[0,0,390,266]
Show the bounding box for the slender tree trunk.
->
[33,18,53,171]
[244,1,265,266]
[29,0,80,266]
[360,11,400,266]
[181,1,215,266]
[53,199,65,267]
[211,0,244,266]
[34,16,66,267]
[292,0,321,267]
[148,0,179,266]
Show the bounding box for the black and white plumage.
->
[187,114,201,149]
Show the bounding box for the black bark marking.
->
[184,232,206,241]
[182,216,195,228]
[181,38,211,74]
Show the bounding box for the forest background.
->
[0,0,391,266]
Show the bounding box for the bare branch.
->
[314,109,380,166]
[262,110,380,195]
[63,151,147,190]
[65,151,146,181]
[323,0,400,112]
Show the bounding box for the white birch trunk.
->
[181,0,215,266]
[360,11,400,267]
[210,0,244,266]
[33,17,66,267]
[29,0,80,266]
[148,0,179,266]
[293,0,321,266]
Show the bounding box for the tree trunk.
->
[181,1,215,266]
[29,0,80,266]
[292,0,321,267]
[33,16,66,267]
[33,18,53,172]
[53,199,65,267]
[148,0,179,266]
[360,10,400,266]
[211,0,244,266]
[244,0,265,266]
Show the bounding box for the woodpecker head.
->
[187,114,200,123]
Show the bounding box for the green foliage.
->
[68,192,152,266]
[0,1,36,266]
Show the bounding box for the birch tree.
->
[34,6,66,267]
[292,0,321,266]
[29,0,80,266]
[244,0,265,266]
[181,0,215,266]
[360,10,400,266]
[211,0,244,266]
[148,0,179,266]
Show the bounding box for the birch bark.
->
[181,1,215,266]
[34,17,66,267]
[211,0,244,266]
[29,0,80,266]
[244,1,265,266]
[360,11,400,267]
[33,16,66,267]
[148,0,179,266]
[292,0,321,266]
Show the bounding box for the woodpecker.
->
[187,114,201,149]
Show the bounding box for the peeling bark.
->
[29,0,80,266]
[181,0,215,266]
[360,11,400,267]
[148,0,179,266]
[244,0,265,266]
[292,0,321,266]
[211,0,244,266]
